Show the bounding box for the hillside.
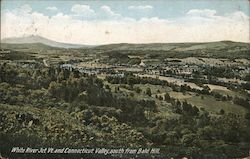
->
[93,41,250,59]
[93,41,250,51]
[1,35,87,48]
[1,40,249,59]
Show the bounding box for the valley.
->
[0,38,250,158]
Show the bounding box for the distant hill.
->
[1,38,249,59]
[93,41,250,59]
[0,43,56,52]
[1,35,88,48]
[93,41,250,51]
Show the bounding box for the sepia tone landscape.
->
[1,0,250,158]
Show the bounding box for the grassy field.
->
[169,91,247,115]
[212,89,249,99]
[102,75,248,117]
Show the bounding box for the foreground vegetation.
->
[0,62,250,158]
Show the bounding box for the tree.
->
[146,88,151,96]
[191,106,199,116]
[173,100,182,114]
[115,86,119,93]
[245,112,250,120]
[164,92,171,101]
[158,96,163,100]
[135,87,142,93]
[127,75,135,86]
[48,81,62,98]
[244,73,250,81]
[130,92,134,97]
[219,109,225,115]
[105,85,110,90]
[181,133,197,146]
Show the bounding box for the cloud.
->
[229,11,249,22]
[71,4,95,17]
[175,9,250,42]
[20,4,32,13]
[1,6,249,44]
[187,9,217,17]
[46,6,58,11]
[100,5,121,18]
[128,5,153,10]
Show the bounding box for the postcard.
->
[0,0,250,158]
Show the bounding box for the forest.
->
[1,62,250,159]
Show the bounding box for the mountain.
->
[1,35,87,48]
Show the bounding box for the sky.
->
[1,0,250,44]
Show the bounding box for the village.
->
[58,54,249,93]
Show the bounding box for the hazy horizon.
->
[1,34,250,46]
[1,0,250,45]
